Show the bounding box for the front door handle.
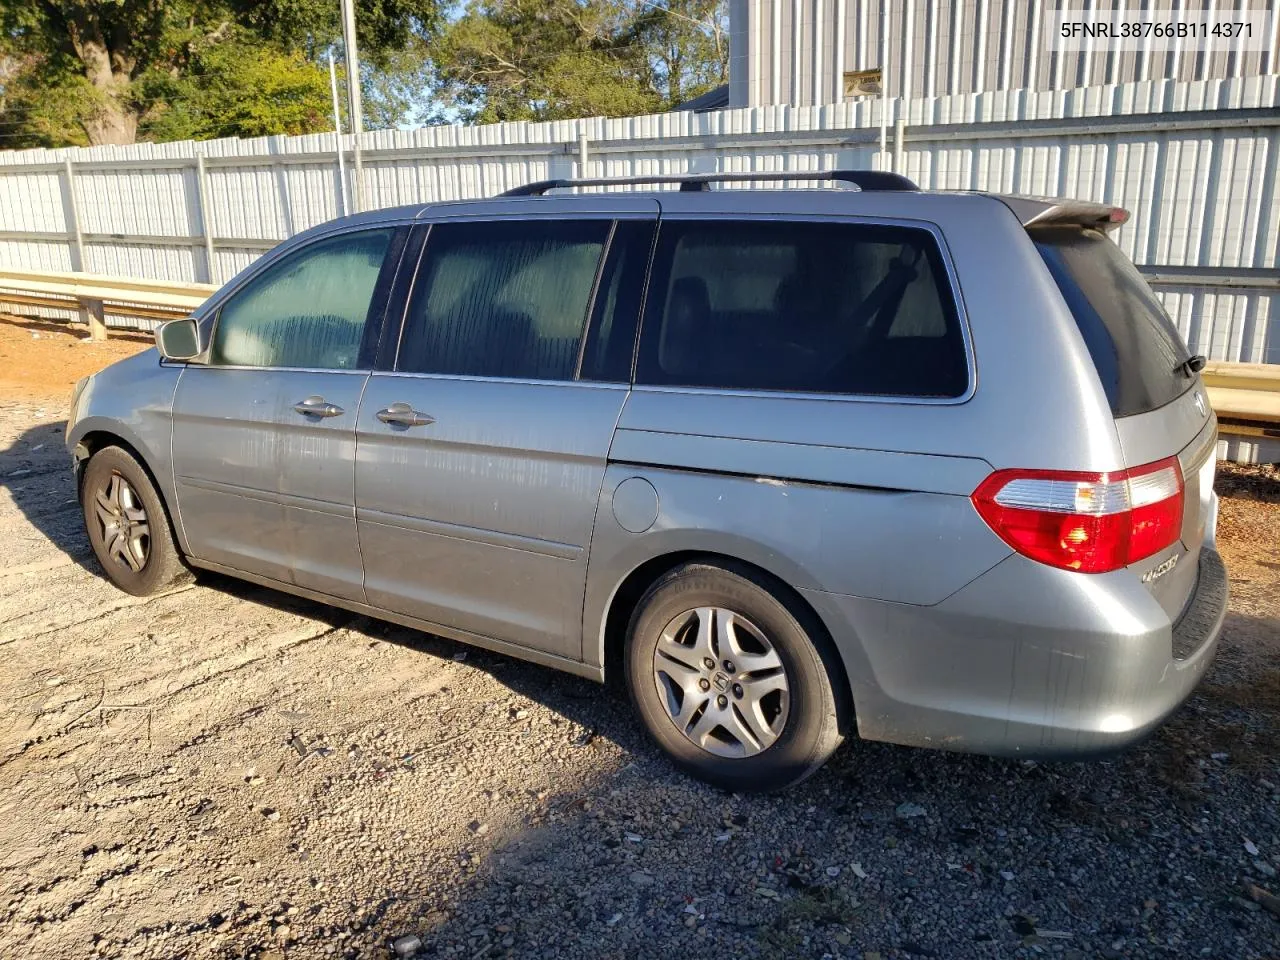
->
[293,396,344,418]
[376,402,435,428]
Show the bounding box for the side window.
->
[211,229,394,369]
[635,220,968,398]
[398,219,610,380]
[580,219,656,382]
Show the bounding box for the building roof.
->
[671,85,730,113]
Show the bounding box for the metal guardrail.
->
[0,270,1276,440]
[1202,362,1280,438]
[0,268,215,339]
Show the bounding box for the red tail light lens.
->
[971,457,1184,573]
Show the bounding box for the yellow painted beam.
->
[0,268,216,312]
[1205,386,1280,424]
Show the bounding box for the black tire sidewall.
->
[82,447,179,597]
[625,564,839,792]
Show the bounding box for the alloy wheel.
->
[651,606,790,758]
[93,472,150,573]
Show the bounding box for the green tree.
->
[136,40,334,142]
[627,0,728,106]
[431,0,727,124]
[0,1,440,147]
[361,31,444,129]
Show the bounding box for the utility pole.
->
[328,52,350,217]
[878,0,889,171]
[339,0,366,212]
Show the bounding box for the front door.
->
[355,209,656,658]
[172,226,404,601]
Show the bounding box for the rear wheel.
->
[82,446,189,596]
[625,562,843,792]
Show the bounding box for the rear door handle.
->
[293,396,344,418]
[376,402,435,428]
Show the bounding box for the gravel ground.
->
[0,395,1277,960]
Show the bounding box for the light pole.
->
[339,0,366,212]
[328,51,350,217]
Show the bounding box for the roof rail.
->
[499,169,920,197]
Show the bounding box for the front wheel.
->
[82,445,189,596]
[625,562,844,792]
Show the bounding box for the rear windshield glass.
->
[1034,227,1192,417]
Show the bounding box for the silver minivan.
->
[66,171,1227,791]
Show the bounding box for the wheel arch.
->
[73,423,188,556]
[596,549,854,734]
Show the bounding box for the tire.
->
[81,445,189,597]
[625,561,844,792]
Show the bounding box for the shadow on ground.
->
[0,418,98,572]
[1,316,153,343]
[356,608,1278,960]
[1216,462,1280,504]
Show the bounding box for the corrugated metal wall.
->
[731,0,1280,106]
[2,75,1275,362]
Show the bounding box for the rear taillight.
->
[971,457,1184,573]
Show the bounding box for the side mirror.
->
[155,317,203,361]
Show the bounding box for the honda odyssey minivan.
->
[66,170,1227,790]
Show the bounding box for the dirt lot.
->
[0,317,1278,960]
[0,315,152,399]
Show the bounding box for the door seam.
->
[352,371,374,605]
[575,386,634,664]
[168,363,192,554]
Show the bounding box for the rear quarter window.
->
[1034,227,1192,417]
[635,219,968,398]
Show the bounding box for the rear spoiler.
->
[995,195,1131,232]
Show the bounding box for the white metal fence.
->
[1,74,1277,361]
[727,0,1280,107]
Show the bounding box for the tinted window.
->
[635,220,967,397]
[1035,228,1192,417]
[212,229,392,369]
[398,220,609,379]
[580,220,656,382]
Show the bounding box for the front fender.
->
[66,351,187,553]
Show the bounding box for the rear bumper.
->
[804,547,1228,759]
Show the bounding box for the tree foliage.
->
[0,0,729,149]
[361,32,443,129]
[433,0,728,123]
[0,1,439,147]
[135,41,335,143]
[627,0,728,107]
